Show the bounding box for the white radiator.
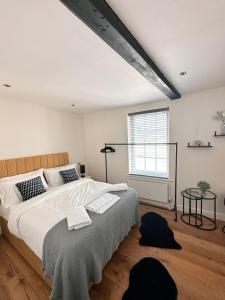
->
[128,178,169,203]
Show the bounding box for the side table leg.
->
[222,225,225,233]
[214,198,217,227]
[200,198,203,222]
[189,196,191,225]
[195,198,197,226]
[183,195,185,215]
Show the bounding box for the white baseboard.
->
[139,198,173,210]
[139,199,225,222]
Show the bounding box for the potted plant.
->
[197,181,210,195]
[213,111,225,135]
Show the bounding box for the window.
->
[128,108,169,178]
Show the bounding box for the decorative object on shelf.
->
[187,142,213,148]
[197,181,210,195]
[194,140,202,146]
[213,111,225,135]
[214,131,225,137]
[100,146,115,153]
[79,164,86,177]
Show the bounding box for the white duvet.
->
[8,178,128,258]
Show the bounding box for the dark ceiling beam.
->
[60,0,181,100]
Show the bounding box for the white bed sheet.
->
[7,179,127,259]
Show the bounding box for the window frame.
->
[127,107,169,179]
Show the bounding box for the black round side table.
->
[181,188,217,231]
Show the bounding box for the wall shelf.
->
[187,142,213,148]
[214,131,225,137]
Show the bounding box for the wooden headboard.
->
[0,152,69,178]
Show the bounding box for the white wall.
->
[84,86,225,220]
[1,87,224,221]
[0,98,86,164]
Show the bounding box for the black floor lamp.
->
[100,142,178,222]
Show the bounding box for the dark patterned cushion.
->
[59,168,79,184]
[16,176,46,201]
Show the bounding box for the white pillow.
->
[0,169,48,190]
[0,181,20,209]
[0,169,48,209]
[44,164,77,187]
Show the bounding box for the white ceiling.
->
[0,0,225,113]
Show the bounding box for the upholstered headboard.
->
[0,152,69,178]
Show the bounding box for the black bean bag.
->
[122,257,177,300]
[139,212,181,249]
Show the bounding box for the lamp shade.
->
[100,146,115,153]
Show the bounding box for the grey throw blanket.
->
[42,188,139,300]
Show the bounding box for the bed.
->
[0,152,139,300]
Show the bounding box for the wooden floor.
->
[0,205,225,300]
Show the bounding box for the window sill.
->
[127,174,172,183]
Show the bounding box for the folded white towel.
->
[97,197,120,214]
[86,193,120,214]
[66,206,92,230]
[108,183,128,192]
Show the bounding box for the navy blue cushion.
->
[16,176,46,201]
[59,168,79,184]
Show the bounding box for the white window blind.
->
[128,108,169,178]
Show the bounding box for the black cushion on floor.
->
[122,257,177,300]
[139,212,182,249]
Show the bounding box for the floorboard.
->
[0,204,224,300]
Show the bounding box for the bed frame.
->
[0,152,69,287]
